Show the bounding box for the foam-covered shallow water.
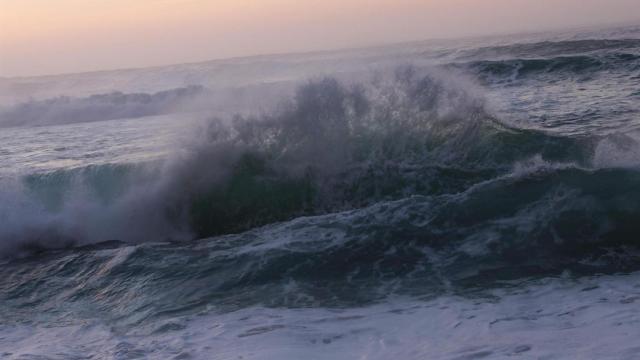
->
[4,261,640,359]
[1,25,640,359]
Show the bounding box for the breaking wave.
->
[1,66,640,266]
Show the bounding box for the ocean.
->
[1,24,640,359]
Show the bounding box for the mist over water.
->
[1,25,640,359]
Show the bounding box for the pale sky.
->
[1,0,639,77]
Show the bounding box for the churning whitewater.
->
[1,25,640,359]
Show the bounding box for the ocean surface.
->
[1,25,640,359]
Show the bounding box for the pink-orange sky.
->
[1,0,639,77]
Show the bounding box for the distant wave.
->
[452,52,640,82]
[0,86,206,127]
[459,38,640,60]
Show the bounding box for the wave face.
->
[5,165,640,316]
[2,26,640,359]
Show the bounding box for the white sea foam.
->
[3,272,640,359]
